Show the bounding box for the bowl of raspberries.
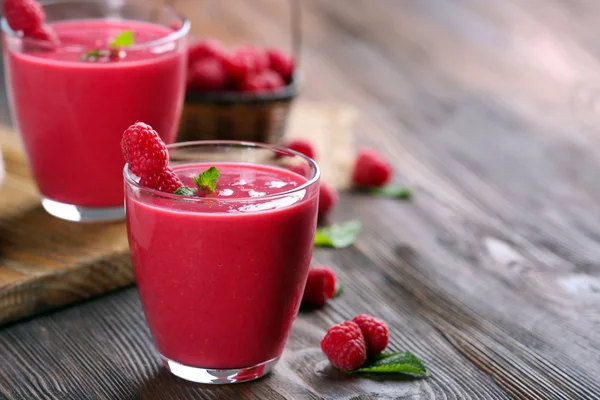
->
[178,37,297,144]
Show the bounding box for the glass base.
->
[161,355,279,384]
[41,197,125,223]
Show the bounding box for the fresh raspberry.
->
[351,147,392,187]
[302,266,336,307]
[352,314,389,356]
[284,138,315,159]
[28,24,58,44]
[139,167,183,194]
[3,0,45,35]
[318,183,339,219]
[239,73,267,93]
[223,46,268,84]
[121,122,169,177]
[266,48,294,81]
[187,38,225,66]
[320,321,367,371]
[187,57,227,92]
[240,70,284,93]
[262,69,285,90]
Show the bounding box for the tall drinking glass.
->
[2,0,189,222]
[124,141,320,383]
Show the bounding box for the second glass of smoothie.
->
[124,141,320,384]
[2,0,189,222]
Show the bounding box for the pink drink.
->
[125,161,319,376]
[4,19,187,208]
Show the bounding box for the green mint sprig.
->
[349,352,428,377]
[333,282,344,298]
[81,30,134,61]
[109,30,134,47]
[174,166,220,197]
[314,220,361,248]
[364,184,413,199]
[193,166,220,193]
[174,186,196,196]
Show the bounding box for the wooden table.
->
[2,0,600,399]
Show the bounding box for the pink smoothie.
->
[125,163,319,369]
[4,20,187,207]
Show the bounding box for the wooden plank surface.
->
[2,0,600,399]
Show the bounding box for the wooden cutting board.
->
[0,102,355,326]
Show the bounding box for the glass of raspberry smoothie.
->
[2,0,189,222]
[124,141,320,384]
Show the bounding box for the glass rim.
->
[123,140,321,204]
[0,0,191,51]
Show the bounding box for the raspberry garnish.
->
[318,183,339,220]
[284,138,315,159]
[351,147,392,188]
[139,168,184,194]
[266,47,294,81]
[302,266,336,307]
[28,24,58,44]
[188,58,227,92]
[3,0,45,35]
[187,38,225,66]
[121,122,169,177]
[352,314,389,357]
[320,321,367,371]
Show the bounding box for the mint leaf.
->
[367,184,413,199]
[109,30,134,47]
[333,282,344,298]
[174,186,196,196]
[193,166,220,192]
[349,352,428,377]
[80,49,102,61]
[314,220,361,248]
[81,30,134,61]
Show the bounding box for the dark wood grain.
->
[2,0,600,399]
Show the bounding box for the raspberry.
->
[121,122,169,177]
[262,70,285,90]
[320,321,367,371]
[266,48,294,81]
[29,24,58,44]
[3,0,45,35]
[284,138,315,159]
[302,266,336,307]
[318,183,339,220]
[239,73,267,93]
[240,70,284,93]
[223,46,268,84]
[351,147,392,187]
[352,314,389,356]
[187,38,225,66]
[188,57,227,92]
[139,167,183,194]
